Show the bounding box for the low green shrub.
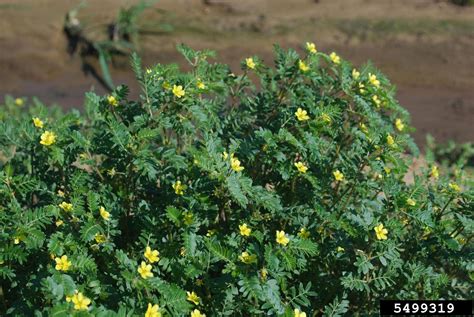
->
[426,134,474,170]
[0,43,472,316]
[450,0,474,6]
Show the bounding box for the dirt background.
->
[0,0,473,146]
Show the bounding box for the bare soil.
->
[0,0,473,146]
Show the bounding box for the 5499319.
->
[380,300,473,316]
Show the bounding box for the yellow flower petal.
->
[172,85,185,98]
[239,223,251,237]
[295,108,310,121]
[40,131,56,146]
[305,42,317,54]
[32,117,44,128]
[276,230,289,246]
[329,52,340,64]
[245,57,256,69]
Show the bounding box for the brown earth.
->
[0,0,473,146]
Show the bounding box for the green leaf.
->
[166,206,182,225]
[289,239,319,256]
[226,174,248,207]
[97,48,114,90]
[323,295,350,317]
[205,240,233,263]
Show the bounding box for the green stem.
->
[436,197,454,221]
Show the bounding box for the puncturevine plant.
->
[0,43,472,316]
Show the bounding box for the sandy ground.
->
[0,0,473,146]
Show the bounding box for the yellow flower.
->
[57,190,65,197]
[40,131,56,146]
[191,309,206,317]
[239,223,251,237]
[386,134,395,147]
[239,251,257,264]
[384,167,391,175]
[294,161,308,173]
[144,246,160,263]
[321,113,332,123]
[368,73,380,87]
[276,230,289,246]
[14,238,20,244]
[457,237,466,245]
[71,292,91,311]
[59,202,73,212]
[222,151,230,160]
[395,119,405,132]
[245,57,256,69]
[99,206,110,220]
[231,156,244,172]
[295,108,310,121]
[183,212,193,225]
[172,85,185,98]
[55,255,72,271]
[94,234,107,244]
[333,170,344,182]
[145,303,162,317]
[359,123,369,134]
[32,117,44,128]
[306,42,317,54]
[186,291,200,305]
[352,69,360,80]
[369,73,380,88]
[107,95,118,106]
[374,223,388,240]
[294,308,307,317]
[336,246,345,252]
[172,181,185,195]
[372,95,381,108]
[406,198,416,207]
[448,182,461,192]
[162,81,171,90]
[206,229,216,237]
[15,98,24,106]
[260,268,268,280]
[358,83,366,94]
[298,60,309,72]
[197,81,206,90]
[329,52,340,64]
[138,261,153,279]
[55,220,64,227]
[430,165,439,179]
[298,228,310,239]
[422,227,432,240]
[107,168,116,177]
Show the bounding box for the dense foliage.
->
[0,43,472,316]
